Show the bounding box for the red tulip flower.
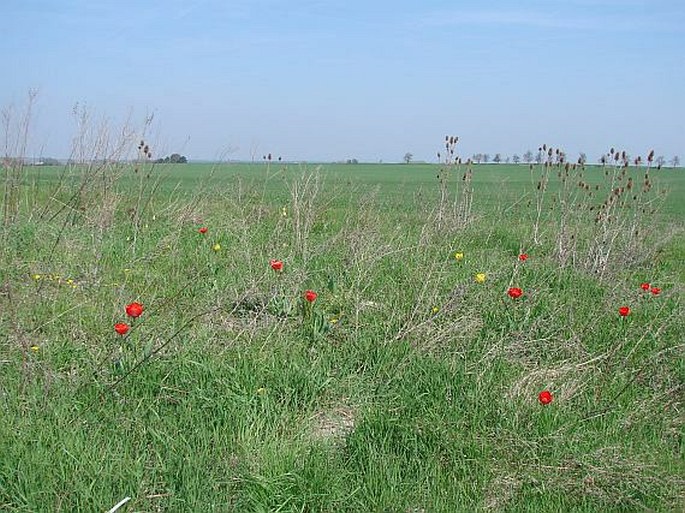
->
[304,290,318,303]
[114,323,130,335]
[618,306,631,317]
[518,253,528,262]
[199,227,208,234]
[125,301,144,318]
[538,390,553,405]
[270,259,283,272]
[640,282,650,291]
[507,287,523,299]
[650,287,661,295]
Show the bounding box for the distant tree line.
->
[463,151,680,168]
[155,153,188,164]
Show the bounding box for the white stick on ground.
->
[106,496,131,513]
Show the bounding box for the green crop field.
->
[1,159,683,512]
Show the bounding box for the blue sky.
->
[1,0,683,162]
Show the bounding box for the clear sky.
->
[2,0,683,163]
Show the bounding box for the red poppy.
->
[538,390,553,405]
[114,323,130,335]
[518,253,528,262]
[640,282,650,291]
[198,227,208,234]
[270,259,283,272]
[507,287,523,299]
[304,290,317,303]
[618,306,630,317]
[125,302,144,318]
[650,287,661,295]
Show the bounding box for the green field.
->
[1,161,683,512]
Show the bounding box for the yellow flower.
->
[32,274,42,281]
[454,252,464,261]
[212,243,221,252]
[30,345,40,353]
[256,387,267,395]
[330,317,339,324]
[475,273,486,283]
[281,207,287,217]
[432,306,440,314]
[123,268,131,274]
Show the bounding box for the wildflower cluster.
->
[32,273,79,289]
[114,301,144,336]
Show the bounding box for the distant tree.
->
[493,153,502,164]
[512,154,521,164]
[403,152,413,164]
[473,153,482,164]
[505,156,510,164]
[482,154,490,163]
[346,158,359,165]
[535,150,543,164]
[671,155,680,167]
[578,152,587,165]
[655,156,666,167]
[155,153,188,164]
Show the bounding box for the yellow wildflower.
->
[455,252,464,261]
[256,387,267,395]
[475,273,486,283]
[432,306,440,314]
[30,345,40,353]
[330,317,339,324]
[212,243,221,252]
[32,274,42,281]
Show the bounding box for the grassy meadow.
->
[1,157,683,512]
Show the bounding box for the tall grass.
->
[0,120,683,512]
